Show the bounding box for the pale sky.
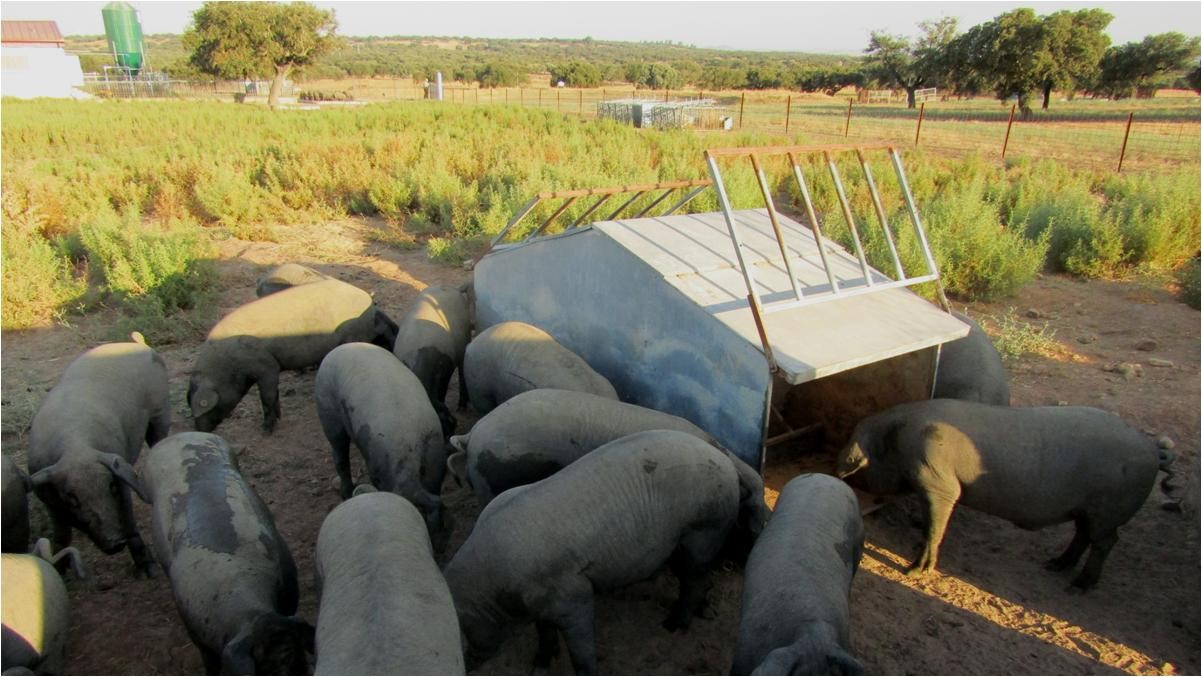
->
[1,1,1198,54]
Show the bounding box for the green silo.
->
[102,1,145,74]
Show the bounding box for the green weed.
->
[989,308,1062,360]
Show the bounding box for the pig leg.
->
[255,367,281,433]
[664,526,724,631]
[532,621,561,674]
[533,576,596,676]
[456,367,469,411]
[146,408,172,447]
[48,509,74,575]
[121,488,154,577]
[1045,516,1090,572]
[909,483,960,576]
[326,427,354,499]
[199,646,220,675]
[1072,522,1118,590]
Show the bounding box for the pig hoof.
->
[904,564,931,578]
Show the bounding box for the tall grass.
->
[2,99,1198,329]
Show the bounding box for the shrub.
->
[1,216,85,329]
[989,308,1063,359]
[78,211,218,342]
[1176,256,1201,309]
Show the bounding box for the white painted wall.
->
[1,45,86,98]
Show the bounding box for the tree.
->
[946,9,1047,116]
[184,1,339,109]
[1095,33,1201,99]
[549,60,602,87]
[475,61,525,88]
[1035,9,1112,109]
[624,62,683,90]
[698,65,746,91]
[863,17,956,108]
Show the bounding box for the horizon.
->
[1,1,1199,56]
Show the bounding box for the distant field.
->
[280,78,1200,171]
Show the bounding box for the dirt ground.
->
[1,218,1197,676]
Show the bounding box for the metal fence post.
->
[520,88,523,106]
[579,89,583,116]
[557,88,561,112]
[914,101,926,147]
[1002,104,1017,159]
[844,99,853,137]
[785,95,792,134]
[1117,112,1135,172]
[538,89,542,108]
[739,92,746,129]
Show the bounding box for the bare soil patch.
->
[2,221,1197,675]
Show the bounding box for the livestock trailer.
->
[472,144,969,470]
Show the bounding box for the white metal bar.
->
[760,274,940,314]
[787,153,840,293]
[489,195,541,247]
[889,148,950,310]
[705,152,769,335]
[826,152,873,285]
[857,153,905,280]
[663,184,709,215]
[605,191,646,220]
[750,154,804,300]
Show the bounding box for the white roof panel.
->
[594,208,968,384]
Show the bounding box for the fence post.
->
[844,99,853,137]
[538,89,542,108]
[520,88,524,106]
[475,88,479,104]
[579,89,583,116]
[1001,104,1017,159]
[664,89,670,102]
[1117,111,1134,173]
[739,92,746,129]
[785,95,792,134]
[914,102,925,147]
[557,88,561,112]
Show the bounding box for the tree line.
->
[73,3,1200,112]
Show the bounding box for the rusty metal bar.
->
[747,294,777,373]
[825,150,872,285]
[706,142,894,158]
[856,149,905,280]
[1117,111,1134,173]
[489,195,542,246]
[750,153,803,300]
[787,152,839,293]
[662,184,710,215]
[536,179,711,200]
[914,101,926,147]
[635,188,679,218]
[605,191,647,220]
[766,422,822,447]
[889,147,950,311]
[1002,104,1016,159]
[568,194,613,229]
[525,196,579,241]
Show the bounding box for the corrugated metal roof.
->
[1,20,65,45]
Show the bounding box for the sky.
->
[1,0,1199,54]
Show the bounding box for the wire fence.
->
[83,77,1200,174]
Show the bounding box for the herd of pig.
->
[1,263,1175,676]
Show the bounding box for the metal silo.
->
[102,1,145,74]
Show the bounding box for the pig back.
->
[465,321,618,414]
[738,474,862,657]
[144,433,297,643]
[1,553,69,675]
[315,493,463,675]
[464,430,739,591]
[28,340,169,466]
[209,279,378,370]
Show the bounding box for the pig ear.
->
[190,386,218,417]
[29,465,55,490]
[446,447,468,488]
[221,627,258,676]
[827,648,865,676]
[98,453,150,503]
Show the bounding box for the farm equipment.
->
[473,144,968,470]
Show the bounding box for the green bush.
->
[1177,256,1201,309]
[1,215,85,329]
[78,211,218,342]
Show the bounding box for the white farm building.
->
[1,20,87,99]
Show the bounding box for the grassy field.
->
[2,98,1198,335]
